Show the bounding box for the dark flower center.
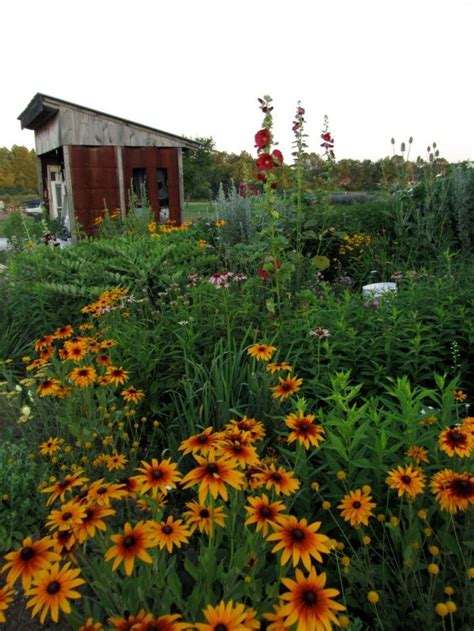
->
[84,508,95,520]
[260,506,272,518]
[47,581,61,595]
[58,480,70,490]
[123,535,135,548]
[291,527,306,541]
[20,546,35,561]
[197,435,209,444]
[206,463,219,474]
[271,472,282,481]
[97,487,107,495]
[199,509,210,518]
[352,501,362,509]
[215,625,228,631]
[281,384,291,392]
[152,470,164,480]
[298,423,310,433]
[232,444,243,453]
[78,370,89,376]
[401,475,412,484]
[450,478,474,498]
[62,512,73,521]
[162,525,173,535]
[449,430,466,445]
[303,590,317,606]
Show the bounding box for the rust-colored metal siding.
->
[70,146,120,233]
[123,147,181,224]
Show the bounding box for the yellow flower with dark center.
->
[196,600,248,631]
[183,501,227,535]
[386,465,426,498]
[285,411,325,449]
[219,439,260,467]
[106,366,129,386]
[64,340,88,362]
[41,470,89,505]
[133,458,181,497]
[96,353,111,366]
[100,338,117,349]
[50,529,77,558]
[148,516,191,553]
[181,454,245,503]
[338,488,376,527]
[431,468,474,513]
[47,501,86,532]
[255,464,300,496]
[439,426,472,458]
[108,610,148,630]
[87,480,128,505]
[405,446,429,464]
[279,567,345,631]
[117,476,140,497]
[263,603,288,631]
[271,376,303,400]
[105,522,155,575]
[25,562,85,624]
[26,358,47,371]
[37,378,62,397]
[69,365,97,388]
[2,536,60,590]
[39,437,61,456]
[247,343,277,362]
[455,390,467,401]
[244,494,286,536]
[74,504,116,543]
[106,453,128,472]
[267,515,331,570]
[266,362,293,375]
[131,612,191,631]
[179,427,223,456]
[121,386,144,403]
[34,335,55,352]
[224,417,266,442]
[78,618,103,631]
[54,325,74,339]
[0,584,14,624]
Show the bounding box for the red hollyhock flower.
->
[257,173,267,183]
[258,266,270,281]
[272,149,283,166]
[255,129,271,151]
[271,182,278,189]
[321,132,333,142]
[297,106,305,115]
[256,153,274,171]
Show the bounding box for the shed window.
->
[132,168,148,206]
[157,168,169,208]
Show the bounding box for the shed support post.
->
[63,145,77,243]
[115,146,127,220]
[177,148,184,225]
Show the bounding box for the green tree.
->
[182,137,214,201]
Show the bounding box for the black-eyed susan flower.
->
[183,501,227,535]
[105,522,155,576]
[244,495,286,536]
[0,584,14,624]
[196,600,248,631]
[69,366,97,388]
[108,609,148,630]
[279,567,345,631]
[37,378,62,397]
[219,439,260,467]
[181,454,245,503]
[64,340,88,362]
[96,353,111,367]
[121,386,144,403]
[267,516,330,570]
[1,536,60,590]
[34,335,55,352]
[131,613,191,631]
[255,464,300,496]
[271,376,303,401]
[148,516,191,553]
[87,480,128,505]
[106,366,129,386]
[263,603,288,631]
[338,488,376,527]
[285,411,325,449]
[39,437,61,456]
[405,446,429,464]
[106,453,128,472]
[225,417,265,442]
[266,362,292,375]
[117,476,139,497]
[439,426,472,458]
[25,562,85,624]
[179,427,223,456]
[454,390,467,401]
[247,343,277,362]
[41,470,89,505]
[46,501,86,532]
[54,325,74,339]
[74,504,115,543]
[431,469,474,512]
[386,464,426,498]
[133,458,181,497]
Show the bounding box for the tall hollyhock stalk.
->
[254,95,284,320]
[291,102,308,257]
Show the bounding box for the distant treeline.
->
[0,146,37,196]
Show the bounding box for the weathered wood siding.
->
[35,116,62,155]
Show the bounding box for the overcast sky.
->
[1,0,473,163]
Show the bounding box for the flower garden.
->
[0,98,473,630]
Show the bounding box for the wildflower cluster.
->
[338,232,372,256]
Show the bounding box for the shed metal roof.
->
[18,93,200,150]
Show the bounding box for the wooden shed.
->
[18,93,199,236]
